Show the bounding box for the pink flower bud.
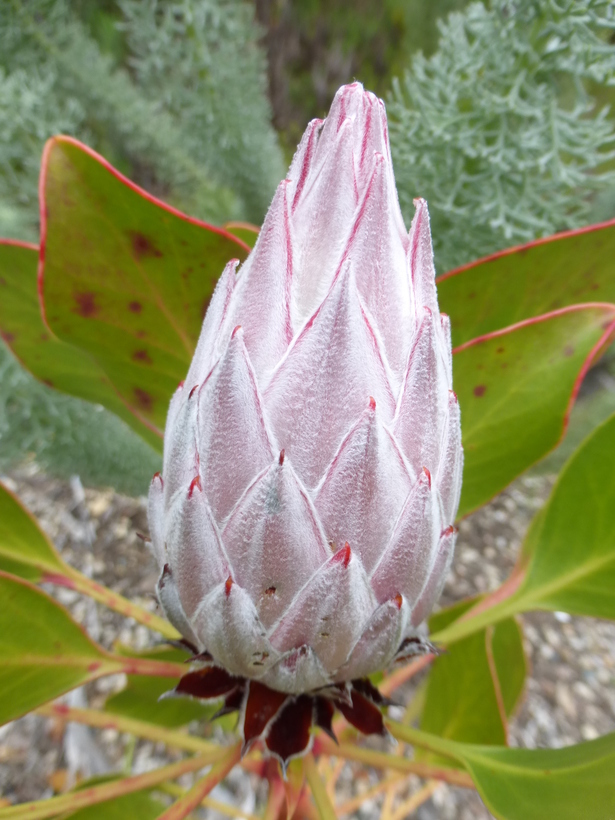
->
[148,83,462,765]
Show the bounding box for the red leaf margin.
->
[36,135,251,331]
[452,302,615,515]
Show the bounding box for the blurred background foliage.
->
[1,0,615,494]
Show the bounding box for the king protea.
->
[148,82,462,767]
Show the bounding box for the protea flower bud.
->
[148,83,462,766]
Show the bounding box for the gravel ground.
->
[1,465,614,818]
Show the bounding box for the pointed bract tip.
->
[441,525,456,537]
[449,390,459,403]
[188,384,199,399]
[279,449,285,466]
[393,593,403,610]
[368,396,376,410]
[177,380,184,389]
[188,475,202,497]
[333,542,352,568]
[158,563,172,589]
[225,575,234,597]
[232,324,242,338]
[152,471,163,487]
[422,467,432,488]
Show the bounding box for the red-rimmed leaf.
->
[454,304,615,516]
[0,479,68,582]
[0,241,162,451]
[438,219,615,347]
[223,221,260,249]
[391,722,615,820]
[420,600,526,760]
[432,412,615,647]
[514,409,615,620]
[38,137,250,435]
[0,571,122,726]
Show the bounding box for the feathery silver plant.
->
[388,0,615,272]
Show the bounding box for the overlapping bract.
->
[148,83,462,698]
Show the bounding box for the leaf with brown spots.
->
[38,137,250,434]
[438,218,615,347]
[454,305,615,516]
[0,241,162,451]
[0,572,123,727]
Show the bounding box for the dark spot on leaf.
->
[1,331,15,343]
[468,292,476,299]
[134,387,153,411]
[133,349,153,364]
[40,332,49,341]
[591,283,600,291]
[563,346,574,357]
[496,346,505,354]
[130,231,163,260]
[74,291,98,317]
[136,330,147,338]
[128,301,142,313]
[474,384,487,397]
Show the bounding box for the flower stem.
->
[36,703,217,755]
[380,655,433,696]
[335,774,407,817]
[0,752,222,819]
[160,782,261,820]
[304,753,338,820]
[389,781,440,820]
[316,737,473,789]
[155,744,242,820]
[44,567,180,640]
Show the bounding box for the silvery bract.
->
[148,83,462,699]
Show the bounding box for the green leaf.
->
[105,646,216,727]
[438,220,615,348]
[454,304,615,516]
[0,572,121,726]
[490,619,526,717]
[223,221,260,249]
[0,480,67,582]
[513,409,615,619]
[0,241,162,452]
[420,601,525,753]
[392,724,615,820]
[432,411,615,646]
[0,483,180,641]
[63,776,165,819]
[39,137,250,434]
[458,735,615,820]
